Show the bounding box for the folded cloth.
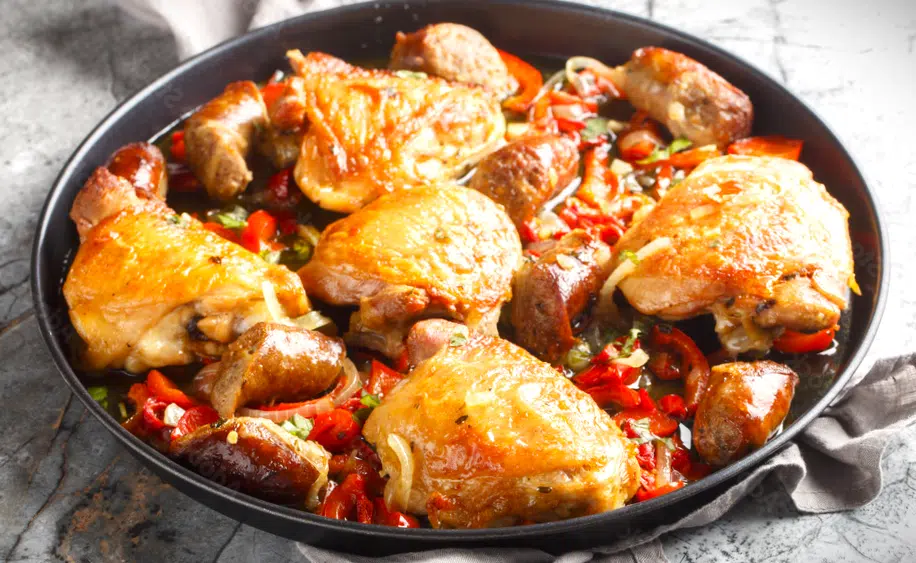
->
[114,2,916,561]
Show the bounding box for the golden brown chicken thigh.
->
[609,155,854,354]
[362,325,639,528]
[288,51,505,212]
[63,161,310,372]
[299,184,522,359]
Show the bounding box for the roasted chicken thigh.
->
[363,325,640,528]
[609,155,854,353]
[299,184,522,358]
[64,163,310,372]
[288,51,505,212]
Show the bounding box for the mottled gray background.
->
[1,0,915,561]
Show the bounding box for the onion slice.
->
[531,69,566,104]
[238,395,334,423]
[655,440,671,488]
[597,237,672,320]
[565,56,625,97]
[331,359,361,406]
[384,433,415,512]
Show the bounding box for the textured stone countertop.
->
[2,0,915,561]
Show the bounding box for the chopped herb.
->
[564,340,593,372]
[118,401,128,420]
[449,330,468,347]
[620,249,640,265]
[360,392,381,409]
[211,418,227,429]
[168,214,181,224]
[87,386,108,409]
[636,137,692,165]
[281,413,314,440]
[212,205,249,229]
[434,227,448,242]
[259,249,282,264]
[394,70,428,79]
[620,328,641,357]
[455,414,469,425]
[581,117,610,143]
[290,238,313,262]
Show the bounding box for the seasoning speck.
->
[455,414,469,425]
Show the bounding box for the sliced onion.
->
[238,395,334,423]
[618,128,663,153]
[294,310,334,331]
[655,440,671,488]
[531,69,566,104]
[261,281,289,324]
[565,56,625,97]
[384,433,415,512]
[551,104,591,122]
[163,403,186,427]
[598,237,672,317]
[613,348,650,368]
[331,359,361,406]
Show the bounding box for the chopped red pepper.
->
[240,209,277,253]
[202,221,240,243]
[636,480,685,502]
[170,405,220,441]
[636,442,656,471]
[548,90,598,112]
[308,409,361,452]
[141,398,170,431]
[773,325,837,354]
[146,370,197,408]
[319,473,373,524]
[651,325,711,415]
[728,136,803,160]
[499,49,544,113]
[393,349,410,373]
[169,131,186,162]
[576,144,620,209]
[658,394,687,419]
[260,81,287,111]
[127,383,150,408]
[266,168,293,201]
[373,498,421,528]
[666,145,721,170]
[614,389,679,437]
[366,359,405,397]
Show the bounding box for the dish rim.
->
[30,0,889,542]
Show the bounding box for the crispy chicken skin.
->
[362,331,640,528]
[63,168,310,372]
[106,142,168,199]
[184,81,268,201]
[512,230,613,362]
[194,323,346,418]
[620,47,753,149]
[288,51,505,213]
[170,417,330,508]
[468,134,580,228]
[612,155,854,354]
[389,23,517,95]
[300,184,522,358]
[693,361,798,466]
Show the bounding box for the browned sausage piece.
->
[193,322,346,418]
[511,230,613,363]
[170,417,330,508]
[468,135,579,229]
[106,142,169,199]
[693,360,798,466]
[184,81,268,200]
[622,47,753,149]
[389,23,517,95]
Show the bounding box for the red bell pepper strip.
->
[170,405,220,441]
[728,136,803,160]
[636,480,685,502]
[260,81,287,111]
[319,473,374,524]
[308,409,362,452]
[651,325,711,415]
[614,389,679,437]
[169,131,186,162]
[499,49,544,113]
[202,221,240,243]
[636,442,656,471]
[240,209,277,253]
[548,89,599,112]
[658,394,687,419]
[366,359,404,397]
[146,370,197,408]
[373,498,421,528]
[666,145,721,170]
[576,144,620,209]
[141,398,171,431]
[773,325,837,354]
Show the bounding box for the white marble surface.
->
[1,0,915,561]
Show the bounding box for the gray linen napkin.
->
[115,1,916,560]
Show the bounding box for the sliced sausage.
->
[106,142,168,199]
[170,417,330,508]
[389,23,517,95]
[693,360,798,466]
[193,322,346,418]
[184,81,268,200]
[468,135,579,229]
[511,230,613,362]
[621,47,753,148]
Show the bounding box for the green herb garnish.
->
[88,386,108,409]
[619,328,641,357]
[628,417,676,449]
[291,238,313,262]
[449,331,468,347]
[394,70,428,79]
[259,249,282,264]
[281,413,314,440]
[564,340,593,372]
[620,249,640,265]
[636,137,692,165]
[360,392,382,409]
[581,117,610,143]
[212,206,249,229]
